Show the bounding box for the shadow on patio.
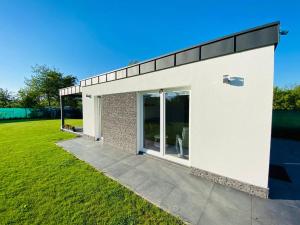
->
[269,138,300,200]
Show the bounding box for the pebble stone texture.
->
[191,167,269,198]
[102,92,137,154]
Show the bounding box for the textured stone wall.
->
[102,92,137,153]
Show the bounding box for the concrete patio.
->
[57,137,300,225]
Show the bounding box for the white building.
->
[60,22,280,198]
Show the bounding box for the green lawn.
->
[0,119,183,225]
[64,119,83,127]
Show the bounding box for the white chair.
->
[176,127,189,158]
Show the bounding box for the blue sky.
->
[0,0,299,92]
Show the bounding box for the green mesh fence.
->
[0,108,32,119]
[0,108,60,120]
[0,108,82,120]
[272,110,300,140]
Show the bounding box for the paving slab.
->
[119,154,147,167]
[198,184,252,225]
[198,201,252,225]
[90,154,120,171]
[135,178,175,205]
[252,197,300,225]
[103,161,134,178]
[117,169,149,191]
[208,184,252,213]
[57,137,300,225]
[161,187,209,224]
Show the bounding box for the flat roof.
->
[60,21,280,94]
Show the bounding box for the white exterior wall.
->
[82,46,274,189]
[82,95,96,138]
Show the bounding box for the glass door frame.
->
[94,96,103,141]
[139,90,163,158]
[139,88,191,167]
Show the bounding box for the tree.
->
[128,60,139,66]
[23,65,77,107]
[0,88,14,107]
[273,85,300,110]
[292,85,300,109]
[18,88,41,108]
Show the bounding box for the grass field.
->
[64,119,83,127]
[0,119,183,225]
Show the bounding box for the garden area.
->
[272,85,300,140]
[0,119,183,225]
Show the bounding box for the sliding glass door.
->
[143,93,160,152]
[142,90,190,163]
[165,91,189,159]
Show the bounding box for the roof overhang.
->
[59,85,82,96]
[60,21,280,94]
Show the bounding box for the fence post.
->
[60,95,65,129]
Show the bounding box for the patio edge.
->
[190,167,268,198]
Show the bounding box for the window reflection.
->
[165,91,189,159]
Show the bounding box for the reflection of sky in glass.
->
[144,91,189,99]
[166,91,189,100]
[144,93,160,98]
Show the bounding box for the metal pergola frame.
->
[59,86,82,130]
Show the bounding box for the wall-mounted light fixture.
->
[223,75,230,84]
[223,75,245,87]
[280,30,289,35]
[86,94,92,98]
